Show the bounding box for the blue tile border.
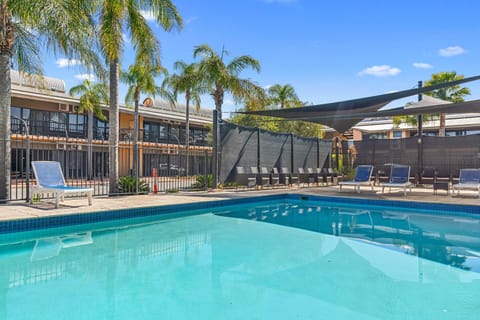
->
[284,193,480,215]
[0,194,285,234]
[1,193,479,234]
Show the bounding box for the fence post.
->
[417,80,423,184]
[290,133,294,174]
[26,133,30,202]
[257,127,261,168]
[204,149,208,190]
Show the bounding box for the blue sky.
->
[43,0,480,117]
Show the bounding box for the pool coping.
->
[1,193,479,234]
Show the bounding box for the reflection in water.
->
[0,219,213,320]
[31,232,93,261]
[219,201,480,273]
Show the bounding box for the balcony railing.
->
[120,128,209,147]
[10,118,209,146]
[11,118,111,140]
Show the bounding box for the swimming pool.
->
[0,194,479,319]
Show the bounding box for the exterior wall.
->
[352,129,363,141]
[353,114,480,141]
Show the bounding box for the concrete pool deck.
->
[1,185,479,222]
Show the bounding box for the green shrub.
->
[342,167,356,180]
[191,174,212,190]
[119,176,150,194]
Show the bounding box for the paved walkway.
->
[1,185,479,222]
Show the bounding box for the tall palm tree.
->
[121,60,173,192]
[193,44,265,187]
[69,79,108,121]
[424,71,470,136]
[69,79,109,180]
[0,1,101,202]
[167,61,203,176]
[268,84,301,109]
[98,0,182,195]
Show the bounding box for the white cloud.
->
[75,73,96,81]
[413,62,433,69]
[263,84,273,90]
[140,10,156,21]
[56,58,82,68]
[357,65,401,77]
[185,16,198,24]
[439,46,466,57]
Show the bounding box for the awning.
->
[239,75,480,133]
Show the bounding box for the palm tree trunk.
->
[439,113,446,136]
[0,53,10,203]
[185,96,190,176]
[133,98,139,193]
[108,59,119,195]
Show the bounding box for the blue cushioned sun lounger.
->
[452,168,480,197]
[339,165,374,193]
[31,161,93,208]
[380,164,413,196]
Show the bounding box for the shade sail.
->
[300,99,480,128]
[240,75,480,133]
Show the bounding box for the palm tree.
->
[268,84,301,109]
[167,61,203,176]
[97,0,182,195]
[0,1,101,202]
[424,71,470,136]
[69,79,109,180]
[121,61,173,192]
[69,79,108,121]
[193,44,265,187]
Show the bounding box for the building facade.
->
[9,71,213,181]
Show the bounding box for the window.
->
[30,110,49,135]
[392,131,402,139]
[11,107,22,133]
[50,112,67,132]
[362,132,387,140]
[191,127,208,145]
[94,117,108,140]
[68,113,86,134]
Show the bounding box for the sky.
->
[42,0,480,118]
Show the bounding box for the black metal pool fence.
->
[10,134,212,201]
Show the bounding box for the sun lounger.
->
[280,167,299,186]
[259,167,272,188]
[380,164,413,196]
[452,168,480,197]
[339,165,374,193]
[235,166,256,189]
[298,168,315,187]
[271,167,281,187]
[31,161,93,208]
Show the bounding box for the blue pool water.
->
[0,195,480,319]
